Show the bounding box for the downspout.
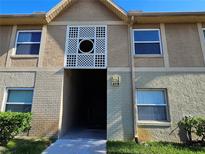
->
[128,16,138,142]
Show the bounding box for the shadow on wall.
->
[44,26,66,67]
[0,26,12,66]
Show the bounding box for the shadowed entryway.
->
[61,69,107,137]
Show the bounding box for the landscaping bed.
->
[107,141,205,154]
[0,137,55,154]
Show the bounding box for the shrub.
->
[178,116,205,144]
[0,112,32,145]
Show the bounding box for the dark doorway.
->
[66,69,107,130]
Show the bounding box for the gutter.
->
[128,15,138,142]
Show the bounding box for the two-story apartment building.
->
[0,0,205,142]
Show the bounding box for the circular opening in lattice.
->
[79,39,94,54]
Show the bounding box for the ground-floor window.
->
[5,88,33,112]
[136,89,169,121]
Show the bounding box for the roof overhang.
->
[1,1,205,26]
[128,12,205,24]
[0,14,47,25]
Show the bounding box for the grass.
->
[107,141,205,154]
[0,137,56,154]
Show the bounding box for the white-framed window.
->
[136,89,169,121]
[4,88,34,112]
[15,30,42,55]
[203,28,205,40]
[133,29,163,56]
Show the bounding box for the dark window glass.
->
[134,31,159,41]
[138,106,167,121]
[16,44,40,55]
[135,43,161,54]
[17,32,41,42]
[6,104,31,112]
[203,30,205,38]
[7,90,33,103]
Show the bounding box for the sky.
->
[0,0,205,14]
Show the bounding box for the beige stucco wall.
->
[53,0,121,22]
[43,26,66,67]
[10,58,38,67]
[108,25,130,67]
[165,23,205,67]
[135,71,205,142]
[133,24,160,29]
[107,71,134,140]
[0,26,12,67]
[134,57,164,67]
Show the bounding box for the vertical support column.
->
[6,25,17,67]
[197,23,205,65]
[160,23,170,68]
[38,25,47,67]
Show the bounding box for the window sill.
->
[134,54,163,58]
[10,55,39,59]
[137,121,171,127]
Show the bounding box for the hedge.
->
[0,112,32,145]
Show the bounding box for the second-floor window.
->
[133,29,162,56]
[15,30,42,55]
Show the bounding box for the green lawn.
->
[107,141,205,154]
[0,137,55,154]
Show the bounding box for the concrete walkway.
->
[43,130,106,154]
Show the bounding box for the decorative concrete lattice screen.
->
[65,26,107,69]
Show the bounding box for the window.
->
[133,29,162,55]
[136,89,168,121]
[5,89,33,112]
[15,30,42,55]
[203,29,205,39]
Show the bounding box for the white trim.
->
[49,21,127,26]
[137,121,171,127]
[197,23,205,65]
[65,25,107,69]
[14,30,42,56]
[134,54,163,58]
[132,29,163,57]
[137,104,166,106]
[10,55,39,59]
[134,67,205,72]
[2,88,34,112]
[160,23,170,67]
[0,67,204,72]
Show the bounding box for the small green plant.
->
[0,112,32,145]
[178,116,205,144]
